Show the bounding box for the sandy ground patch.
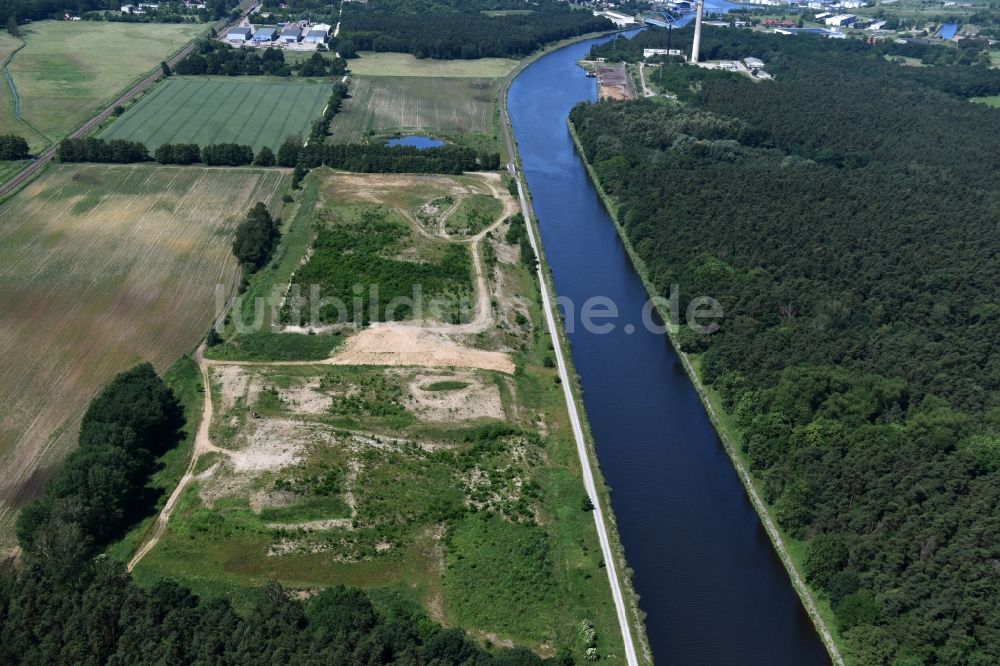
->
[213,365,262,411]
[406,372,504,422]
[279,381,333,415]
[328,325,515,374]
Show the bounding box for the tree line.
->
[338,0,613,60]
[174,41,347,77]
[2,0,239,23]
[571,25,1000,665]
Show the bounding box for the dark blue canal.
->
[506,29,831,666]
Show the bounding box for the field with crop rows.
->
[328,76,497,143]
[0,164,288,554]
[101,77,330,151]
[2,21,204,151]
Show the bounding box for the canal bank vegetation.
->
[571,26,1000,666]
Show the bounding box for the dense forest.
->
[573,26,1000,666]
[337,0,613,59]
[2,0,237,22]
[0,366,558,665]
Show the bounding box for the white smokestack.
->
[691,0,704,64]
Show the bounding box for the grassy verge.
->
[496,26,653,663]
[208,173,320,361]
[567,119,846,666]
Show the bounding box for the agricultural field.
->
[0,164,289,553]
[131,169,628,660]
[100,77,330,151]
[328,76,498,145]
[347,51,519,78]
[2,21,204,151]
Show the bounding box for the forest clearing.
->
[0,164,288,553]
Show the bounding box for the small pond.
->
[387,135,445,148]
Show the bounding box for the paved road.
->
[499,57,642,666]
[0,15,238,200]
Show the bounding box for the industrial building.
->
[304,23,332,44]
[280,26,303,43]
[643,48,684,59]
[226,26,253,42]
[825,14,857,27]
[253,26,278,42]
[595,10,638,26]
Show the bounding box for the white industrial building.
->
[643,48,684,59]
[596,10,638,26]
[304,23,331,43]
[825,14,856,27]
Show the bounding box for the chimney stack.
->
[691,0,704,64]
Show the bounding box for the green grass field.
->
[329,76,497,144]
[3,22,204,151]
[972,94,1000,107]
[0,160,26,186]
[0,164,289,554]
[0,32,37,145]
[100,77,330,151]
[347,51,518,77]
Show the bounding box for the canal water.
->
[506,28,831,666]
